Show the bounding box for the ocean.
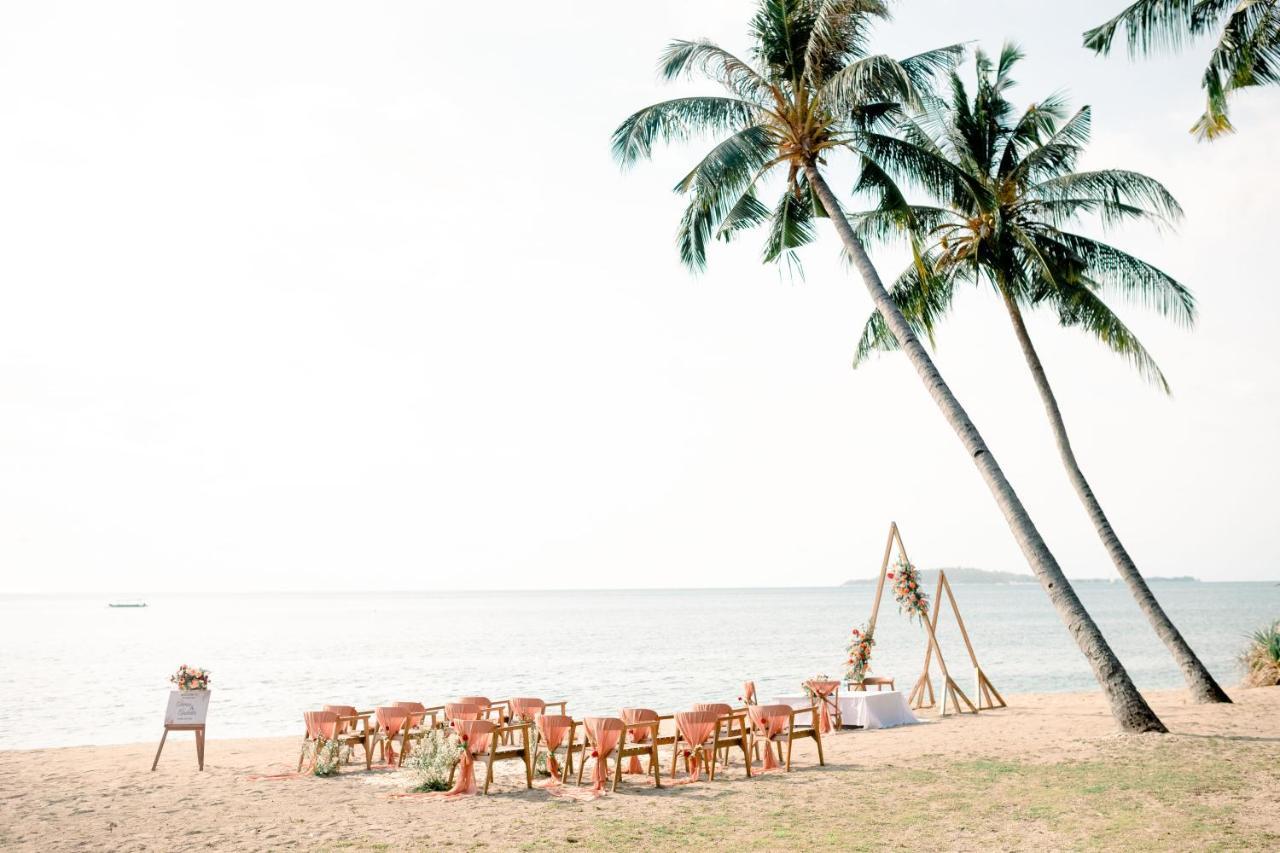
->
[1,582,1275,749]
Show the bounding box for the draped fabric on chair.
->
[748,705,789,771]
[374,706,409,765]
[805,680,841,734]
[674,711,718,783]
[508,698,545,722]
[442,719,494,798]
[304,710,339,741]
[583,717,624,793]
[742,682,757,705]
[323,705,357,733]
[394,701,426,713]
[445,702,483,724]
[536,714,572,786]
[620,708,658,774]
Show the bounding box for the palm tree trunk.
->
[804,164,1166,733]
[999,293,1231,703]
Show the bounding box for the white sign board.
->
[164,690,211,726]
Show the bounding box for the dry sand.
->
[2,687,1277,851]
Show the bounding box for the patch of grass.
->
[514,735,1280,851]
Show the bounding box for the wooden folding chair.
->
[805,679,842,731]
[321,705,374,770]
[372,706,425,767]
[748,704,824,771]
[446,718,534,795]
[691,703,752,778]
[298,711,371,773]
[444,702,485,724]
[575,717,660,792]
[852,676,895,692]
[535,714,578,783]
[393,702,440,759]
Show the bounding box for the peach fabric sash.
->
[748,705,790,771]
[439,719,494,799]
[805,680,840,734]
[394,701,426,712]
[742,681,757,706]
[374,706,409,765]
[508,698,545,722]
[674,711,718,783]
[305,710,339,741]
[323,705,358,734]
[584,717,624,793]
[445,702,483,724]
[620,708,657,774]
[535,714,572,786]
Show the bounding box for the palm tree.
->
[1084,0,1280,139]
[612,0,1166,732]
[851,44,1231,703]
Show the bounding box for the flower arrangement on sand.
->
[169,664,210,691]
[845,625,875,684]
[406,727,465,792]
[889,558,929,621]
[309,738,349,777]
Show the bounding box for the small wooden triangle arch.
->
[866,522,1002,716]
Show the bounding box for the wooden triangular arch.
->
[917,569,1006,711]
[866,522,977,716]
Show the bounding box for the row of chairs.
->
[298,686,832,795]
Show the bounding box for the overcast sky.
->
[0,1,1276,592]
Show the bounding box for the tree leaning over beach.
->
[850,44,1232,704]
[1084,0,1280,140]
[612,0,1166,732]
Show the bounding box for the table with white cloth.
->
[771,690,921,730]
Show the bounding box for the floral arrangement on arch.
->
[845,625,875,684]
[169,664,211,691]
[889,557,929,621]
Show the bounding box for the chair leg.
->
[651,744,661,789]
[297,738,308,773]
[741,738,752,778]
[785,736,793,772]
[612,751,622,793]
[576,747,587,786]
[815,730,826,767]
[525,747,533,790]
[484,759,493,795]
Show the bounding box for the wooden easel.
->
[151,690,210,771]
[151,723,206,771]
[917,570,1006,711]
[867,523,977,717]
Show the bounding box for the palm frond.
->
[659,40,776,104]
[1050,281,1173,392]
[853,260,956,366]
[762,183,817,268]
[803,0,892,84]
[1029,169,1184,224]
[612,97,763,167]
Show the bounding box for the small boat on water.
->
[108,600,148,608]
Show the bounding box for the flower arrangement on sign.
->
[169,664,211,691]
[889,557,929,621]
[844,625,875,684]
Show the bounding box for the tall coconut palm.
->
[851,44,1231,703]
[1084,0,1280,140]
[612,0,1166,732]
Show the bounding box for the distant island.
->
[842,567,1200,585]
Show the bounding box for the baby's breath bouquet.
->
[309,738,348,777]
[406,727,464,792]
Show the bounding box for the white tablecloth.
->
[772,690,920,730]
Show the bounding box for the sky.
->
[0,1,1276,592]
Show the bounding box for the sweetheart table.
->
[771,690,920,730]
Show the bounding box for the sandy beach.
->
[2,686,1277,851]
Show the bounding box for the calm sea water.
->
[1,582,1276,749]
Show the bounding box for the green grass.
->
[503,736,1279,852]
